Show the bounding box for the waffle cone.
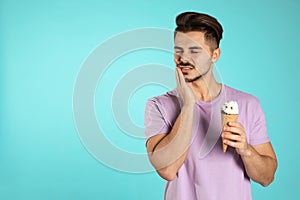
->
[222,113,239,152]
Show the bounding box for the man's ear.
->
[212,48,221,62]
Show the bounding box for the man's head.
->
[174,12,223,82]
[175,12,223,51]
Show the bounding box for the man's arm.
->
[222,122,277,186]
[241,142,277,186]
[146,68,196,181]
[146,104,194,181]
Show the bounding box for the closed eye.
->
[190,46,202,54]
[174,46,183,54]
[175,51,183,54]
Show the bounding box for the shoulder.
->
[146,89,180,109]
[224,85,260,106]
[223,85,266,133]
[145,89,181,125]
[145,90,181,134]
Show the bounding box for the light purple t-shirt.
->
[144,85,269,200]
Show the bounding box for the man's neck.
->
[188,74,222,102]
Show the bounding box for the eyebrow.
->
[174,46,183,50]
[189,46,202,50]
[174,46,203,50]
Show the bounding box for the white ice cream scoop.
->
[222,101,239,115]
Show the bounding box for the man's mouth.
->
[181,67,194,74]
[177,62,195,74]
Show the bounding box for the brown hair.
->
[175,12,223,50]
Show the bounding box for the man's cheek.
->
[174,56,180,64]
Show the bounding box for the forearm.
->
[149,104,194,177]
[241,145,277,186]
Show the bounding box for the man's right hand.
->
[176,68,196,106]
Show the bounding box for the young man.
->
[144,12,277,200]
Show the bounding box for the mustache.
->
[177,61,194,68]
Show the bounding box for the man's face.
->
[174,31,214,82]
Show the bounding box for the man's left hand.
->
[222,122,251,156]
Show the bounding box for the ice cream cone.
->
[222,113,239,152]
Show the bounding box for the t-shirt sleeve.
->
[144,98,171,141]
[248,99,270,146]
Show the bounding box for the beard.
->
[184,67,211,83]
[185,67,211,82]
[184,74,204,83]
[177,61,211,83]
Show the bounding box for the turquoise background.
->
[1,0,299,199]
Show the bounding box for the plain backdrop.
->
[1,0,299,199]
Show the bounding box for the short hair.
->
[175,12,223,50]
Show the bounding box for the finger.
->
[223,139,238,148]
[223,126,244,136]
[223,140,246,150]
[177,68,186,86]
[222,133,241,141]
[223,133,247,144]
[175,68,181,86]
[228,121,243,129]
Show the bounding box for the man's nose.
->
[179,54,191,63]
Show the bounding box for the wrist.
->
[240,145,253,157]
